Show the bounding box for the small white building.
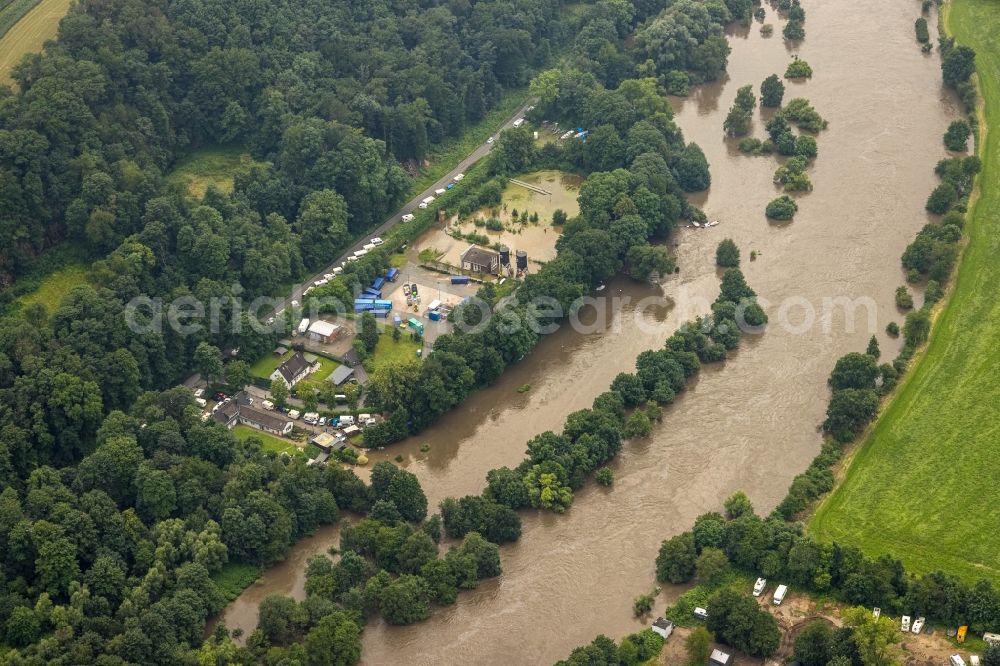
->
[709,649,732,666]
[651,617,673,639]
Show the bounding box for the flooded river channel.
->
[215,1,958,662]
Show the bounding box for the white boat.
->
[692,221,701,228]
[706,220,720,227]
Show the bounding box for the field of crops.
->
[810,0,1000,585]
[0,0,72,86]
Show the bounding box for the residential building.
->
[270,351,318,388]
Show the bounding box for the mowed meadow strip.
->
[810,0,1000,585]
[0,0,73,86]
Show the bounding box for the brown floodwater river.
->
[214,1,958,661]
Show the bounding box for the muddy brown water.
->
[214,1,958,662]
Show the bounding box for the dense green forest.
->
[0,0,755,662]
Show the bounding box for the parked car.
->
[318,417,326,427]
[402,213,414,222]
[486,136,494,144]
[403,284,410,295]
[453,173,464,181]
[410,284,418,296]
[371,237,383,245]
[193,388,204,398]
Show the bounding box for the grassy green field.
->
[211,562,262,602]
[166,145,258,199]
[16,263,89,313]
[809,0,1000,585]
[233,425,300,457]
[368,333,422,373]
[408,89,527,195]
[249,349,292,380]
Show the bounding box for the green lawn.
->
[211,562,262,602]
[367,333,422,373]
[17,263,89,313]
[166,144,258,199]
[250,349,293,380]
[408,89,527,195]
[809,0,1000,585]
[233,425,300,457]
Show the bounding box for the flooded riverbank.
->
[215,1,958,661]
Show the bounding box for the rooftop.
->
[329,365,355,385]
[308,320,340,338]
[240,405,292,431]
[461,246,499,266]
[275,351,314,383]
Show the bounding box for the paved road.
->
[277,100,535,317]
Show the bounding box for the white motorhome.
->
[950,656,967,666]
[262,400,274,410]
[288,409,301,420]
[303,412,319,425]
[453,173,464,181]
[353,248,369,258]
[434,188,446,195]
[773,584,788,606]
[753,578,767,597]
[338,415,355,427]
[901,616,911,632]
[402,213,415,222]
[297,318,310,335]
[512,118,525,128]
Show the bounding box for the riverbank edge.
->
[807,0,995,579]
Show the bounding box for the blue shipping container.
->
[373,277,385,290]
[450,275,470,285]
[386,268,399,281]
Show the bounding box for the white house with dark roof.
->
[269,351,318,388]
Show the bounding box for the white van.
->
[773,584,787,606]
[370,237,383,245]
[453,173,464,182]
[512,118,525,128]
[303,412,319,425]
[339,415,355,427]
